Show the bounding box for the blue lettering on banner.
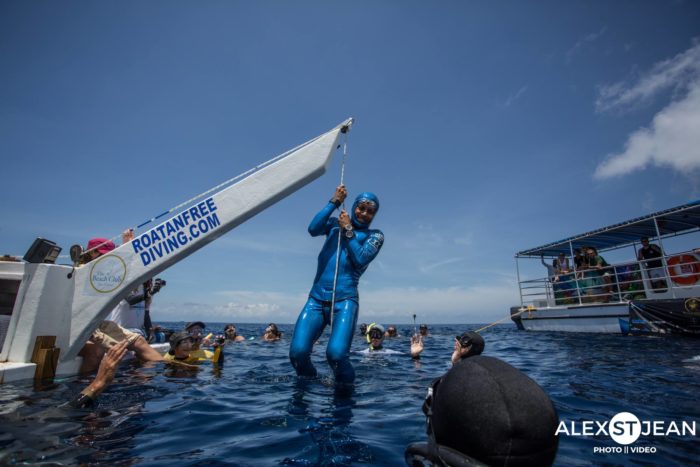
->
[134,197,222,266]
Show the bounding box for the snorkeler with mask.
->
[358,323,423,358]
[289,185,385,384]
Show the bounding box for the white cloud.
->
[565,27,607,63]
[594,42,700,179]
[153,282,519,325]
[596,41,700,112]
[453,233,473,246]
[419,256,466,273]
[594,79,700,179]
[504,85,528,108]
[153,290,306,323]
[641,192,655,212]
[361,283,519,324]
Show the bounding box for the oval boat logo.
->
[684,298,699,315]
[89,255,126,293]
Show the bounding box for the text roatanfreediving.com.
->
[132,198,221,266]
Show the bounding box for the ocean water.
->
[0,323,699,466]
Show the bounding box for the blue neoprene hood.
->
[351,192,380,228]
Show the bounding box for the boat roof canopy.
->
[517,200,700,258]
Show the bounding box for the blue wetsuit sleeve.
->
[308,202,338,237]
[346,231,384,268]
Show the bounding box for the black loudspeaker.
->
[23,238,62,264]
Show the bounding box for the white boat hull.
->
[511,303,629,333]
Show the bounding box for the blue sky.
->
[2,1,699,325]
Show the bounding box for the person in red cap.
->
[77,237,117,265]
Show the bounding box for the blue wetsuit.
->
[289,193,384,383]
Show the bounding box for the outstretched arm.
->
[70,339,129,408]
[410,335,423,359]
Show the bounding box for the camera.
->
[151,277,167,294]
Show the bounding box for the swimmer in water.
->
[263,323,282,342]
[164,331,223,366]
[224,324,245,342]
[184,321,211,349]
[451,331,485,366]
[419,324,429,337]
[358,323,423,358]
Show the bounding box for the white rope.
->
[329,131,349,331]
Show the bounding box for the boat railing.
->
[642,249,700,296]
[517,250,700,308]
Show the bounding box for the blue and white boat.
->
[510,201,700,333]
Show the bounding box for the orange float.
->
[667,254,700,285]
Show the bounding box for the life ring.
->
[667,254,700,285]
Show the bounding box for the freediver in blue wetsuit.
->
[289,185,384,384]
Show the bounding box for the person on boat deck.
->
[69,339,130,409]
[573,248,585,277]
[637,237,667,291]
[358,324,423,358]
[224,324,246,342]
[404,355,559,467]
[451,331,485,365]
[553,252,571,275]
[585,247,613,298]
[263,323,282,341]
[385,325,399,337]
[289,185,385,384]
[78,237,163,373]
[539,254,560,282]
[164,331,224,366]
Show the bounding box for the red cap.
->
[87,238,116,255]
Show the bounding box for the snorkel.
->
[351,192,380,229]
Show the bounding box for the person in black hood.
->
[405,355,559,467]
[451,331,485,365]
